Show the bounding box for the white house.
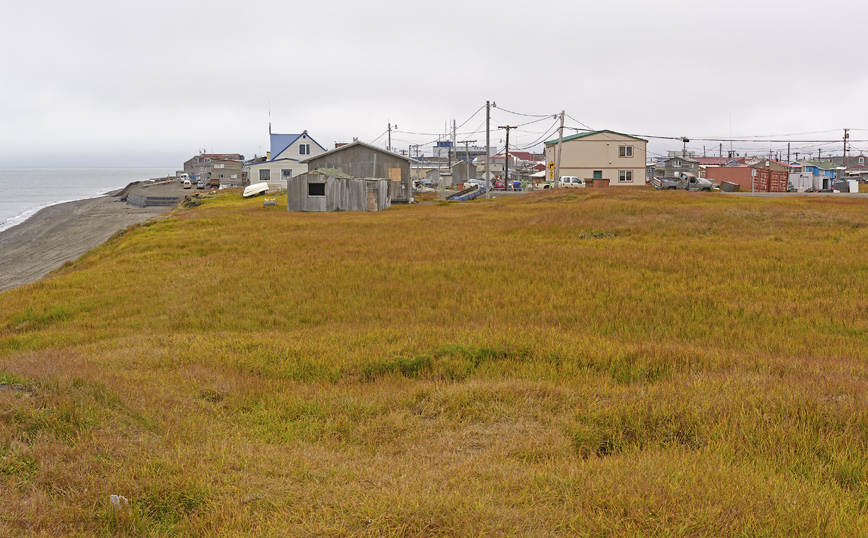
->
[244,131,327,189]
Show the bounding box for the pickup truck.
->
[651,172,717,192]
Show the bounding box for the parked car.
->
[183,179,192,189]
[196,181,205,189]
[558,176,586,188]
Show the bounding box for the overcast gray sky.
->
[2,0,867,167]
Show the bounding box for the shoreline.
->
[0,187,126,233]
[0,180,186,292]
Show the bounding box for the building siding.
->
[544,132,646,186]
[305,145,413,203]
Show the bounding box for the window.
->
[593,171,603,179]
[214,163,224,169]
[299,144,311,155]
[619,170,633,182]
[674,160,682,167]
[619,145,633,158]
[308,183,325,196]
[282,169,293,178]
[860,157,865,164]
[259,169,270,181]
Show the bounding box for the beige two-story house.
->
[544,130,647,186]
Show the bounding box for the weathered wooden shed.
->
[451,161,477,185]
[301,140,414,203]
[287,169,390,212]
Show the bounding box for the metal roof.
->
[270,134,303,158]
[544,129,647,146]
[299,140,417,164]
[799,160,841,170]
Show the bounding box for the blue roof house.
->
[243,131,327,189]
[799,160,841,189]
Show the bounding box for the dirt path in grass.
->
[0,181,188,292]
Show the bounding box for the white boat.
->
[243,183,269,198]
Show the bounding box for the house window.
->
[299,144,311,155]
[282,169,293,178]
[259,169,270,181]
[674,160,682,167]
[593,171,603,179]
[619,145,633,158]
[214,163,225,169]
[231,174,238,179]
[860,157,865,164]
[619,170,633,182]
[308,183,325,196]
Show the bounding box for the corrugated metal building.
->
[451,161,477,186]
[301,141,414,203]
[287,169,390,212]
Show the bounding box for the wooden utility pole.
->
[387,122,396,152]
[458,140,477,162]
[844,128,850,166]
[486,101,491,198]
[458,139,476,185]
[553,111,565,188]
[498,125,516,190]
[410,144,420,180]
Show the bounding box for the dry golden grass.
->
[2,187,868,536]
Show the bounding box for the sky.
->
[2,0,867,168]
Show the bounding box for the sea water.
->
[0,168,175,232]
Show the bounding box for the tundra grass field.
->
[2,187,868,536]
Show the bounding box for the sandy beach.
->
[0,181,188,292]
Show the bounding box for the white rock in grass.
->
[110,494,129,512]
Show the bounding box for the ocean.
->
[0,168,176,232]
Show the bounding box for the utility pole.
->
[844,128,850,166]
[499,125,516,190]
[409,144,420,180]
[387,122,393,152]
[681,137,690,157]
[458,139,476,185]
[447,123,453,172]
[553,111,565,188]
[719,143,722,167]
[486,101,491,198]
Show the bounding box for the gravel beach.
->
[0,180,189,292]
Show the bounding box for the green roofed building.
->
[544,130,647,186]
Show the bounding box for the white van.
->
[558,176,586,188]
